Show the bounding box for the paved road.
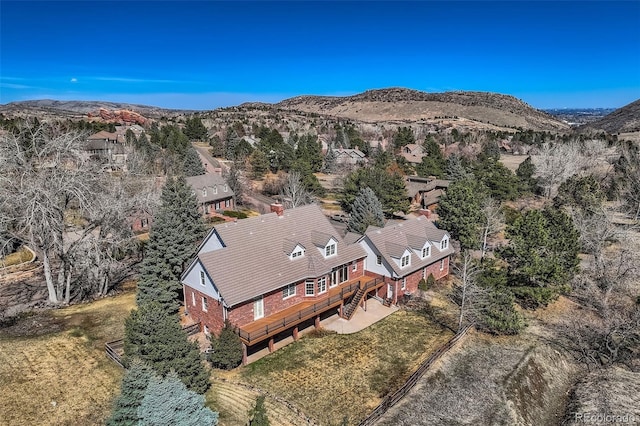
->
[193,144,226,174]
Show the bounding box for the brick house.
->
[186,174,235,217]
[357,216,454,304]
[181,203,454,363]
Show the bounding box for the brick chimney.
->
[270,203,284,216]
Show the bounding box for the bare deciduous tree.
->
[280,170,312,209]
[481,198,504,258]
[0,121,158,303]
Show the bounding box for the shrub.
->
[223,210,247,219]
[208,320,243,370]
[418,278,428,291]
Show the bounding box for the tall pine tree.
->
[137,176,206,314]
[347,187,385,234]
[124,302,211,394]
[107,359,155,426]
[137,371,218,425]
[183,146,206,176]
[436,178,487,250]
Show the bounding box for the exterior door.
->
[254,296,264,320]
[387,283,393,299]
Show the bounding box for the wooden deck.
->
[235,275,385,345]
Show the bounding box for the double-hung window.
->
[283,283,296,299]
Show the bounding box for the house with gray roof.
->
[180,202,455,363]
[358,215,454,303]
[186,174,235,216]
[181,203,384,363]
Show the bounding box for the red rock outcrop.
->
[87,108,147,125]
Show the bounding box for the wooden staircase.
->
[342,286,366,320]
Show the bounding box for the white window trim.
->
[352,261,357,272]
[440,259,445,271]
[191,291,196,306]
[401,278,406,290]
[213,186,218,194]
[202,296,208,312]
[440,238,449,250]
[401,254,410,268]
[325,243,336,258]
[291,249,304,259]
[283,283,296,299]
[317,277,327,294]
[376,255,382,265]
[305,280,315,296]
[202,188,207,197]
[200,271,206,286]
[422,246,431,259]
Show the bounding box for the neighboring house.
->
[405,176,450,209]
[399,143,426,164]
[181,203,379,362]
[83,131,127,168]
[186,174,235,216]
[128,209,153,234]
[181,203,455,363]
[333,148,367,165]
[358,216,455,304]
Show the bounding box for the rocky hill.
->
[582,99,640,133]
[277,88,570,132]
[0,99,189,121]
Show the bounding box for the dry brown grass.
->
[499,153,529,173]
[235,310,453,425]
[0,247,34,267]
[0,292,136,425]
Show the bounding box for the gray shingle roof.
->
[364,215,455,277]
[186,174,234,204]
[197,204,367,307]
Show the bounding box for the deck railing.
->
[235,276,386,343]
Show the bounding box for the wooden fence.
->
[105,322,201,368]
[358,325,472,426]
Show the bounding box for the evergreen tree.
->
[478,288,525,335]
[347,187,385,234]
[553,174,605,214]
[471,157,520,201]
[224,161,245,206]
[515,156,537,194]
[124,302,211,394]
[436,179,487,250]
[209,135,224,158]
[294,134,323,172]
[248,395,270,426]
[445,154,470,182]
[416,137,446,178]
[137,176,205,314]
[290,160,325,197]
[138,371,218,426]
[340,167,409,217]
[184,116,208,141]
[208,320,243,370]
[183,146,205,177]
[322,146,337,173]
[498,207,579,307]
[249,149,269,180]
[393,127,415,150]
[106,359,155,426]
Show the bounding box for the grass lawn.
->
[0,291,136,426]
[235,310,453,425]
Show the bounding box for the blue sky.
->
[1,1,639,110]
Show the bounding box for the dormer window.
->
[440,237,449,250]
[401,254,410,268]
[291,249,304,259]
[224,184,228,192]
[325,242,336,257]
[213,186,218,194]
[202,188,207,197]
[421,246,431,258]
